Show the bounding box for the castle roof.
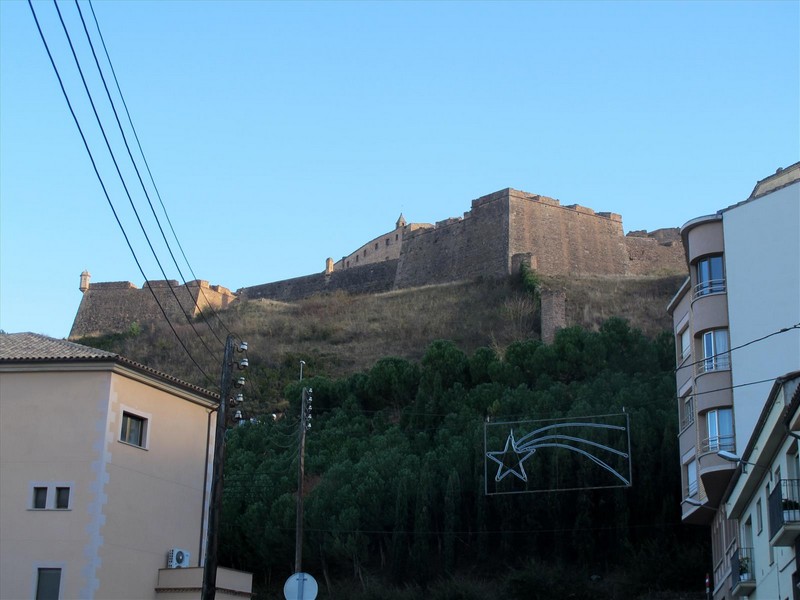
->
[396,213,406,228]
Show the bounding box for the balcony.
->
[729,547,756,596]
[695,354,731,377]
[697,437,736,505]
[768,479,800,546]
[693,278,726,300]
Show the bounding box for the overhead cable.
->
[82,0,234,341]
[27,0,214,386]
[49,0,221,365]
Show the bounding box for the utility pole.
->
[294,382,312,575]
[203,335,247,600]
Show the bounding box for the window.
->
[756,499,763,533]
[121,412,146,447]
[55,487,70,509]
[31,484,72,510]
[679,328,691,362]
[33,487,47,509]
[680,393,694,430]
[707,408,734,452]
[702,329,730,373]
[695,254,725,297]
[687,459,698,497]
[35,568,61,600]
[385,239,390,246]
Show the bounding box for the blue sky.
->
[1,0,798,338]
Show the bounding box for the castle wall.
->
[239,260,398,302]
[69,280,235,339]
[623,230,686,275]
[333,223,431,271]
[393,192,510,288]
[508,190,629,276]
[69,187,687,337]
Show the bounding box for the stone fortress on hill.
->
[69,187,687,339]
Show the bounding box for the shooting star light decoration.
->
[486,418,630,487]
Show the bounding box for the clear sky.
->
[1,0,798,339]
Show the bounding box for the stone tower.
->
[79,270,91,293]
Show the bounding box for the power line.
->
[676,322,800,374]
[82,0,234,342]
[27,0,213,386]
[48,0,222,368]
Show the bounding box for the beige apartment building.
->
[668,162,800,599]
[0,333,251,599]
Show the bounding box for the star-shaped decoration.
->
[487,430,536,482]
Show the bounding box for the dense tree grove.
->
[219,319,708,599]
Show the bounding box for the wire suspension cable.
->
[51,0,220,364]
[75,0,228,346]
[85,0,234,338]
[27,0,213,386]
[677,322,800,373]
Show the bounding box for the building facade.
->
[0,333,251,599]
[668,162,800,599]
[724,373,800,600]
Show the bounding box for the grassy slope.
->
[75,274,685,410]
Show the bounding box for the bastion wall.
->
[70,279,235,338]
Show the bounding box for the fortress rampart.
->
[70,277,235,338]
[69,187,686,339]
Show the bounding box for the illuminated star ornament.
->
[487,429,536,482]
[485,418,631,488]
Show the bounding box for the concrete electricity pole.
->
[202,335,247,600]
[294,384,312,574]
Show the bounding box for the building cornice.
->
[0,357,219,409]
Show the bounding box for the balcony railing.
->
[768,479,800,544]
[694,278,726,299]
[700,434,735,454]
[696,354,731,376]
[730,546,756,594]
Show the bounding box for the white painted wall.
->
[723,182,800,452]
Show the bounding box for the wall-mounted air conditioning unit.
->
[167,547,190,569]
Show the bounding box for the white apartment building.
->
[668,162,800,599]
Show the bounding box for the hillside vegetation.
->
[75,273,685,412]
[218,320,707,599]
[75,274,706,598]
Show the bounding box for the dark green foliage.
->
[519,262,541,299]
[219,320,708,598]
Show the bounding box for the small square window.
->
[33,487,47,509]
[121,412,147,447]
[55,487,70,509]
